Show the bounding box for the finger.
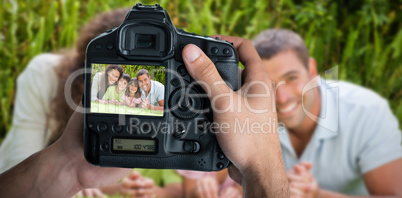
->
[128,171,142,180]
[197,180,208,198]
[300,161,313,170]
[289,185,304,197]
[206,178,219,198]
[290,181,311,193]
[135,187,155,197]
[221,187,239,198]
[142,178,155,188]
[131,178,150,188]
[182,44,232,102]
[294,164,307,174]
[93,189,104,198]
[201,179,213,198]
[287,172,308,183]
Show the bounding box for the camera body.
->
[83,3,239,171]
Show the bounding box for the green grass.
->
[91,102,163,117]
[1,0,402,142]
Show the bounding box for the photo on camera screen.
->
[90,63,165,117]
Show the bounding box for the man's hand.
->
[182,35,289,197]
[141,98,150,109]
[288,162,319,198]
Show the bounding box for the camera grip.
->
[215,61,240,91]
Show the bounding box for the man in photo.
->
[137,69,164,111]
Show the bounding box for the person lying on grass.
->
[121,78,142,108]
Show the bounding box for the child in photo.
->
[102,73,131,104]
[121,78,142,107]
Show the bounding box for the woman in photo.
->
[122,78,142,107]
[91,64,124,103]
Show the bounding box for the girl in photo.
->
[122,78,142,107]
[102,73,131,105]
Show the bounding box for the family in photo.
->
[91,65,165,112]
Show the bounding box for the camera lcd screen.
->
[113,138,156,152]
[90,63,165,117]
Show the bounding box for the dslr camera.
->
[83,3,240,171]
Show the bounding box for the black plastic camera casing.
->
[83,3,240,171]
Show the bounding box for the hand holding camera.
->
[182,36,285,189]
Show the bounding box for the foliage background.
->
[91,64,166,85]
[0,0,401,142]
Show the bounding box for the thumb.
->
[182,44,231,101]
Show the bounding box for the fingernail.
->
[184,45,201,63]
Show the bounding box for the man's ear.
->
[308,57,317,77]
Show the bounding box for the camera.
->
[83,3,240,171]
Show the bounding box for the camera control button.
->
[95,43,102,50]
[223,48,230,54]
[193,142,200,153]
[101,142,109,151]
[183,141,193,152]
[97,122,108,132]
[216,162,225,170]
[112,123,124,133]
[106,43,114,50]
[217,152,225,160]
[211,47,219,54]
[177,65,187,76]
[183,141,200,153]
[170,78,180,87]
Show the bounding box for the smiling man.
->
[253,29,402,197]
[136,69,164,111]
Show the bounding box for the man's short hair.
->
[253,29,309,68]
[137,69,150,78]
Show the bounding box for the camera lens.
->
[136,34,155,49]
